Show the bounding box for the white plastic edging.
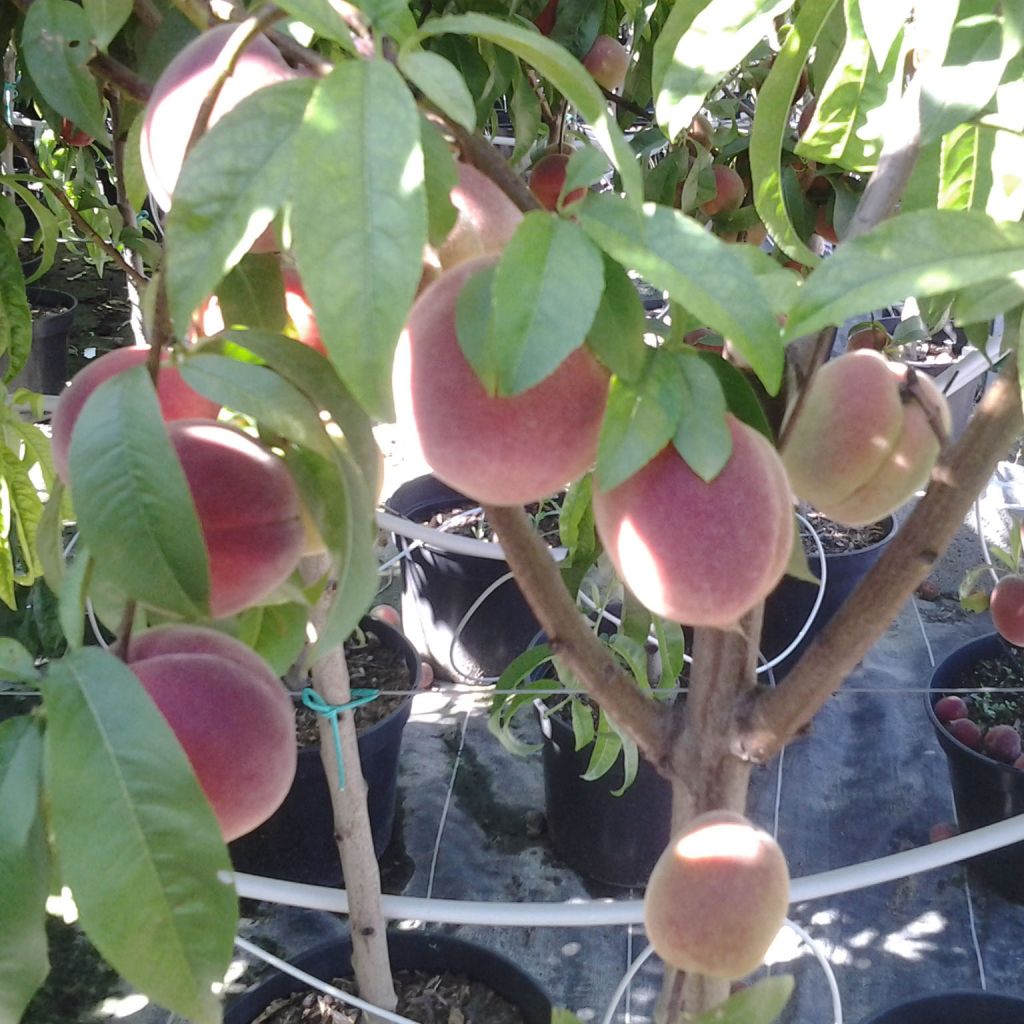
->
[231,811,1024,926]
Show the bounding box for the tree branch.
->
[88,53,152,104]
[481,503,674,770]
[448,124,541,214]
[738,339,1024,762]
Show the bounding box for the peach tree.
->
[1,1,1023,1023]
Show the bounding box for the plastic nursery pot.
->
[927,632,1024,903]
[6,288,77,395]
[538,704,672,888]
[859,989,1024,1023]
[760,514,896,680]
[223,930,553,1024]
[228,616,421,886]
[385,474,542,684]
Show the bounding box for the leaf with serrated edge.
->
[400,50,476,131]
[784,210,1024,340]
[0,716,50,1024]
[43,649,235,1024]
[579,194,784,392]
[165,78,315,336]
[751,0,838,265]
[22,0,107,140]
[414,14,642,205]
[68,367,210,617]
[291,61,426,421]
[653,0,793,143]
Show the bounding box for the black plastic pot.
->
[385,474,542,684]
[223,931,552,1024]
[229,617,420,886]
[8,288,77,395]
[538,702,672,888]
[927,632,1024,903]
[859,990,1024,1023]
[760,515,896,679]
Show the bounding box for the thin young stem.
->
[2,125,147,289]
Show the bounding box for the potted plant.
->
[858,990,1024,1023]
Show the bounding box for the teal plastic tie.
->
[301,687,380,791]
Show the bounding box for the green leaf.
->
[179,354,336,460]
[691,975,794,1024]
[21,0,107,142]
[0,716,50,1024]
[68,367,210,618]
[420,116,459,249]
[57,545,91,650]
[652,0,793,143]
[400,50,476,132]
[236,602,309,676]
[0,231,32,382]
[415,14,642,205]
[579,193,785,392]
[291,60,426,421]
[671,352,731,481]
[549,0,602,58]
[587,257,650,385]
[43,648,235,1024]
[582,708,622,781]
[82,0,133,50]
[750,0,839,265]
[0,179,61,286]
[488,645,554,757]
[216,253,287,333]
[274,0,357,46]
[653,615,685,691]
[165,78,315,336]
[0,637,40,681]
[570,696,595,750]
[860,0,913,70]
[696,351,774,440]
[784,210,1024,340]
[937,124,995,213]
[0,445,44,582]
[508,66,543,165]
[466,213,604,396]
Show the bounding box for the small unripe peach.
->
[127,625,296,841]
[52,347,220,484]
[369,604,402,629]
[781,350,951,527]
[593,416,793,628]
[990,575,1024,646]
[582,35,629,91]
[700,165,746,217]
[393,256,609,506]
[846,323,891,353]
[644,811,790,980]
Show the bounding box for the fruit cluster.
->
[935,694,1024,769]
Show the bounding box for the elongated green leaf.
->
[0,178,61,286]
[400,50,476,131]
[692,975,794,1024]
[579,193,785,391]
[938,124,995,213]
[179,354,336,460]
[291,60,426,421]
[0,231,32,381]
[0,716,50,1024]
[57,546,90,650]
[274,0,356,46]
[43,648,235,1024]
[751,0,838,266]
[0,638,40,681]
[652,0,793,142]
[463,213,604,396]
[570,697,595,751]
[68,367,209,618]
[860,0,913,70]
[784,210,1024,339]
[488,645,555,757]
[582,708,622,781]
[508,66,543,165]
[653,616,685,690]
[0,446,44,581]
[82,0,132,50]
[671,351,730,481]
[216,254,287,333]
[236,601,309,677]
[284,445,354,573]
[21,0,107,141]
[587,257,650,385]
[165,78,315,336]
[420,115,459,249]
[413,14,642,205]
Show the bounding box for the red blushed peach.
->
[990,575,1024,646]
[533,0,557,35]
[168,420,305,618]
[644,811,790,980]
[51,346,220,484]
[593,416,794,628]
[582,35,629,91]
[700,165,746,217]
[529,152,586,212]
[392,256,609,506]
[781,350,951,527]
[141,24,299,211]
[127,625,296,841]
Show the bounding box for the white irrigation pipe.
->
[785,917,843,1024]
[232,809,1024,924]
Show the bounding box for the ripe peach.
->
[797,98,816,137]
[990,575,1024,646]
[392,256,609,506]
[140,24,298,211]
[167,420,305,618]
[934,695,969,724]
[700,165,746,217]
[126,625,296,841]
[688,113,714,149]
[529,152,586,211]
[369,603,402,629]
[814,204,838,244]
[431,162,522,270]
[781,350,951,527]
[51,346,220,484]
[59,118,93,147]
[593,416,793,628]
[644,811,790,979]
[533,0,557,35]
[983,724,1022,764]
[582,35,629,91]
[947,717,982,749]
[846,323,891,353]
